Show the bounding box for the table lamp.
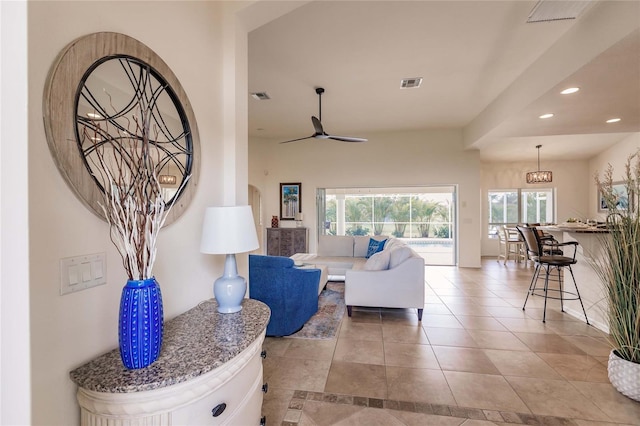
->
[200,205,259,313]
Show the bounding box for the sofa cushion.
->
[353,236,369,257]
[349,258,368,271]
[318,235,354,257]
[388,246,413,268]
[300,256,357,276]
[365,238,387,258]
[383,238,401,251]
[364,249,390,271]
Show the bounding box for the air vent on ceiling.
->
[527,0,591,23]
[400,78,423,89]
[251,92,271,100]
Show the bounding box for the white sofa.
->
[291,235,425,320]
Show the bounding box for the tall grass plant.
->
[594,151,640,364]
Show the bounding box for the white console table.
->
[70,299,270,425]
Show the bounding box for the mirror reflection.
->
[75,56,193,205]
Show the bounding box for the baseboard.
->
[563,306,609,334]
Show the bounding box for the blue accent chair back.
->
[249,255,321,337]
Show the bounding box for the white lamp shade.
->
[295,212,304,221]
[200,206,259,254]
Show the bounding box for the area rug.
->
[289,281,345,340]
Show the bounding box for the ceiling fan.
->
[280,87,368,144]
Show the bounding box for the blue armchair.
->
[248,255,321,337]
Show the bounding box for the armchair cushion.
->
[249,254,321,336]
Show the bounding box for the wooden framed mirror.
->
[43,32,200,226]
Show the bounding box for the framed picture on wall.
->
[598,181,631,212]
[280,182,301,220]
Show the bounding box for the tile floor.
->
[261,259,640,425]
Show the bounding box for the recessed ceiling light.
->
[251,92,271,100]
[86,112,102,119]
[539,113,554,119]
[606,118,621,123]
[560,87,580,94]
[400,78,422,89]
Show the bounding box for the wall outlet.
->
[60,253,107,295]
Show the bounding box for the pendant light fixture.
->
[526,145,553,184]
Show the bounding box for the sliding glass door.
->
[317,186,457,266]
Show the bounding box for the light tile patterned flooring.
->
[261,259,640,425]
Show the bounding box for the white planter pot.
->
[608,349,640,402]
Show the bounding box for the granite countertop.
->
[538,225,609,234]
[69,299,270,394]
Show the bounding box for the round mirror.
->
[75,56,193,206]
[43,32,200,226]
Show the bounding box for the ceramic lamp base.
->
[214,254,247,313]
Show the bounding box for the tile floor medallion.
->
[262,260,640,425]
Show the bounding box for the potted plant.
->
[593,150,640,401]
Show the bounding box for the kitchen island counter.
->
[536,227,609,331]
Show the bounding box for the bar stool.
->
[497,225,526,264]
[525,223,562,255]
[516,226,590,324]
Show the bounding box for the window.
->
[318,186,457,265]
[488,188,554,238]
[323,193,452,238]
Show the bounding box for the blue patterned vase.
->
[119,277,164,369]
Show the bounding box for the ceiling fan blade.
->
[327,135,368,143]
[311,116,324,135]
[279,134,316,144]
[281,89,367,145]
[312,115,367,142]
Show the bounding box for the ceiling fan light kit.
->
[280,87,368,144]
[526,144,553,184]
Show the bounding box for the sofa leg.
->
[417,308,423,321]
[347,305,352,317]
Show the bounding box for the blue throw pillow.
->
[365,238,387,258]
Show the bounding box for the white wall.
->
[28,2,227,424]
[589,133,640,219]
[1,1,31,424]
[249,129,482,268]
[480,159,590,256]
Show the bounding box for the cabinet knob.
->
[260,415,267,426]
[262,383,269,393]
[211,403,226,417]
[261,350,267,359]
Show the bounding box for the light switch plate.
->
[68,265,79,285]
[60,253,107,295]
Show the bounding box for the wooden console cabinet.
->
[267,227,308,257]
[70,299,270,425]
